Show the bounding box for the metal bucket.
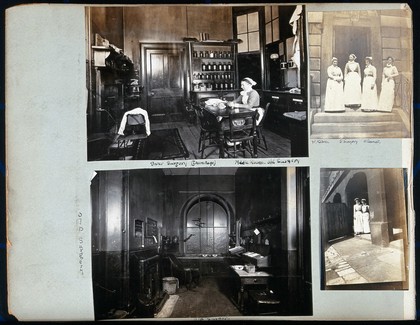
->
[162,277,179,295]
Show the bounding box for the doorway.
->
[333,26,370,73]
[182,195,231,255]
[345,172,368,236]
[345,172,368,208]
[140,43,186,121]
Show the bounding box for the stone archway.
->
[345,172,368,207]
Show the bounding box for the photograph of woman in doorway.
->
[343,53,362,110]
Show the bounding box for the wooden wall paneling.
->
[103,171,124,252]
[122,6,232,72]
[129,171,148,249]
[123,6,187,70]
[91,7,124,48]
[90,7,107,40]
[185,6,233,41]
[146,170,165,231]
[128,170,165,249]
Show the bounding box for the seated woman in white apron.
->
[223,77,264,146]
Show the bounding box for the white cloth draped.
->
[118,107,151,136]
[289,5,302,70]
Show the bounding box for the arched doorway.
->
[345,172,369,235]
[345,172,368,206]
[181,194,232,255]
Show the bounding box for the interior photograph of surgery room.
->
[86,5,308,161]
[90,167,311,319]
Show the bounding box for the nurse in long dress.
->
[377,56,399,112]
[361,57,378,112]
[353,198,363,235]
[343,54,362,109]
[361,199,371,234]
[324,57,345,112]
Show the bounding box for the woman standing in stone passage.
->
[361,198,371,234]
[353,198,363,235]
[361,56,378,112]
[343,54,362,109]
[324,57,345,112]
[377,56,399,112]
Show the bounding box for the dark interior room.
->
[86,5,308,161]
[90,167,312,319]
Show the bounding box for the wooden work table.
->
[229,265,273,313]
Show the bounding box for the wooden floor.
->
[168,276,242,318]
[150,120,291,159]
[88,119,292,161]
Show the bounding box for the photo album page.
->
[5,2,415,321]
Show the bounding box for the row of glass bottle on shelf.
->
[193,72,233,80]
[192,81,235,91]
[200,61,233,72]
[193,50,232,59]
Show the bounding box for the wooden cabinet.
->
[263,91,307,156]
[177,257,235,276]
[263,91,306,136]
[186,41,239,104]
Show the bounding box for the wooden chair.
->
[256,102,270,151]
[184,99,196,124]
[194,97,220,159]
[223,110,257,158]
[247,289,281,316]
[194,106,220,159]
[108,114,148,159]
[165,254,200,290]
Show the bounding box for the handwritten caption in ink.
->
[77,212,85,276]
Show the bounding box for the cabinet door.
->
[288,96,305,112]
[264,93,289,135]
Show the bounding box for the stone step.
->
[313,111,399,123]
[310,131,407,139]
[312,121,404,135]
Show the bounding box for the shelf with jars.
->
[185,41,239,103]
